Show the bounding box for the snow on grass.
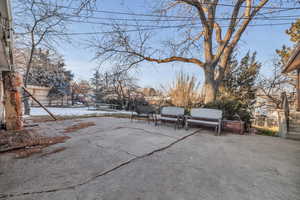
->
[30,107,133,117]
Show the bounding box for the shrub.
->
[204,98,252,125]
[254,126,278,137]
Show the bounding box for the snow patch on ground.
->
[30,107,133,116]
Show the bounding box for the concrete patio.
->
[0,117,300,200]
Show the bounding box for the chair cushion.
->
[135,105,155,114]
[161,107,184,116]
[190,108,222,119]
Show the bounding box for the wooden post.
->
[2,71,23,130]
[297,69,300,112]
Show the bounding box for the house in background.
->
[280,43,300,140]
[0,0,23,130]
[26,85,71,107]
[14,47,74,108]
[282,43,300,111]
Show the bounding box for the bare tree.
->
[255,59,296,128]
[257,59,296,110]
[14,0,69,114]
[106,67,139,108]
[90,0,296,103]
[13,0,96,114]
[91,66,139,108]
[14,0,69,84]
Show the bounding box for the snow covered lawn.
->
[30,107,133,117]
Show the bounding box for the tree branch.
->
[111,48,205,66]
[179,0,213,62]
[213,0,246,62]
[142,55,204,66]
[214,22,222,44]
[230,0,269,49]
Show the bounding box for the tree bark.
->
[23,44,35,116]
[2,71,23,130]
[203,67,218,104]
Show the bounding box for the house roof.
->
[282,43,300,73]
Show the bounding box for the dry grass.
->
[64,122,96,133]
[15,147,43,159]
[252,125,279,132]
[168,71,201,109]
[252,125,279,137]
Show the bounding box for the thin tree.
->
[107,67,139,108]
[257,59,295,110]
[258,18,300,111]
[14,0,69,114]
[14,0,97,114]
[91,0,296,103]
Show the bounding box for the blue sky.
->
[58,0,298,88]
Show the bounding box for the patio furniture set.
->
[131,106,223,135]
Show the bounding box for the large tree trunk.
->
[202,68,218,104]
[2,71,23,130]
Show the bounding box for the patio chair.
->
[131,104,156,123]
[185,108,223,135]
[156,106,185,129]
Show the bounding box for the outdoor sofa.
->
[185,108,223,135]
[156,106,185,129]
[131,104,156,122]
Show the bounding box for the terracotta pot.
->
[222,120,245,135]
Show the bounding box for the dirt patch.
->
[64,122,96,133]
[15,147,43,159]
[0,129,70,158]
[28,116,66,123]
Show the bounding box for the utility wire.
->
[64,13,300,22]
[258,7,300,15]
[26,22,292,36]
[15,1,300,35]
[32,1,300,19]
[63,18,299,28]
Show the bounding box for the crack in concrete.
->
[94,143,139,157]
[0,129,200,199]
[116,126,179,139]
